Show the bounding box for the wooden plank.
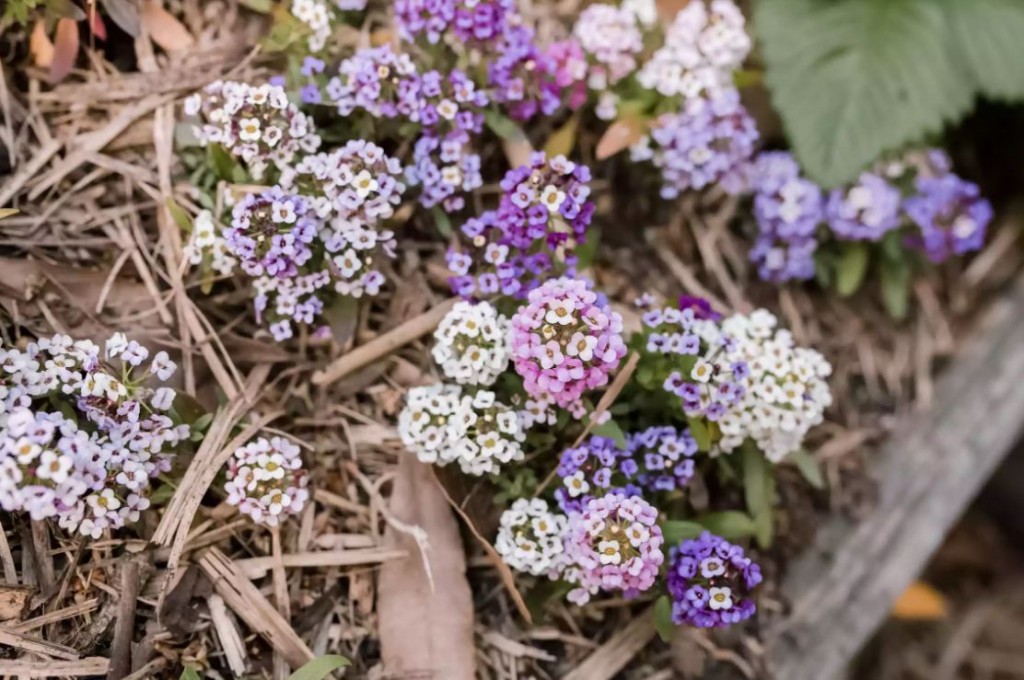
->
[763,276,1024,680]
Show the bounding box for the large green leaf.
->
[756,0,973,187]
[942,0,1024,100]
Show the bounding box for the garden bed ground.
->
[2,2,1024,679]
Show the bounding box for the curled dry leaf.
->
[141,0,196,52]
[50,18,80,84]
[595,115,648,161]
[30,22,55,69]
[377,457,476,680]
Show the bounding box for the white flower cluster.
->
[291,0,332,51]
[622,0,657,27]
[495,498,568,576]
[637,0,750,102]
[224,436,310,527]
[573,4,644,89]
[716,310,833,462]
[0,334,187,538]
[397,384,525,476]
[432,301,511,386]
[183,210,237,276]
[183,81,321,180]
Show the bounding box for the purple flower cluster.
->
[418,69,489,135]
[224,436,310,527]
[825,172,902,241]
[0,334,186,539]
[446,153,595,299]
[632,89,759,199]
[394,0,515,45]
[327,46,422,119]
[903,173,992,263]
[509,277,627,408]
[407,130,483,212]
[748,152,823,282]
[488,26,578,121]
[225,187,320,279]
[555,427,698,513]
[667,531,762,628]
[562,492,665,605]
[546,39,589,112]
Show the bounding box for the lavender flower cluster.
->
[0,334,187,538]
[224,436,310,527]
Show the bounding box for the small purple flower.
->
[826,172,902,241]
[667,531,761,628]
[903,173,992,263]
[224,188,320,279]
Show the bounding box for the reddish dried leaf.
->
[378,458,475,679]
[140,0,196,52]
[657,0,692,22]
[49,18,79,84]
[90,8,108,40]
[595,116,648,161]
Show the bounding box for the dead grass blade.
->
[234,548,407,579]
[562,606,657,680]
[0,658,110,677]
[378,457,476,680]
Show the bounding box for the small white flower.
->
[708,586,734,611]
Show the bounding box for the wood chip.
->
[0,658,110,677]
[562,606,657,680]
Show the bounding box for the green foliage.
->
[591,417,628,449]
[686,416,712,452]
[788,448,826,490]
[880,256,912,320]
[179,667,202,680]
[698,511,757,540]
[4,0,43,24]
[835,242,870,297]
[653,595,675,642]
[492,467,539,505]
[287,655,351,680]
[661,519,704,544]
[757,0,1024,187]
[742,445,775,548]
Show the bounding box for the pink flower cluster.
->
[562,492,665,605]
[509,277,627,408]
[224,436,310,527]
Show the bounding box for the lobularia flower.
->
[546,39,589,112]
[397,384,525,476]
[903,173,992,263]
[561,492,664,605]
[631,88,758,198]
[488,26,581,121]
[747,151,823,283]
[554,427,698,513]
[432,301,511,386]
[495,498,568,576]
[715,309,833,461]
[573,4,643,89]
[0,334,187,538]
[509,277,627,408]
[183,210,237,276]
[183,81,321,180]
[224,436,309,527]
[637,0,750,103]
[446,153,596,300]
[667,531,761,628]
[291,0,332,51]
[327,45,423,119]
[394,0,515,45]
[826,172,902,242]
[279,139,407,225]
[406,130,483,212]
[225,187,321,279]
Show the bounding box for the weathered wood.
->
[764,276,1024,680]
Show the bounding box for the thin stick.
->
[0,517,17,584]
[106,558,141,680]
[0,657,110,677]
[312,298,456,386]
[271,526,290,680]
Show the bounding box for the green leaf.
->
[836,242,870,297]
[484,110,527,142]
[239,0,274,12]
[46,0,86,20]
[653,595,675,643]
[207,144,238,182]
[941,0,1024,100]
[687,417,712,452]
[661,520,704,544]
[788,448,826,490]
[286,655,351,680]
[592,418,628,449]
[698,511,757,540]
[179,667,202,680]
[165,198,193,234]
[742,445,775,549]
[431,206,452,238]
[574,228,601,270]
[756,0,973,187]
[324,295,360,347]
[542,112,580,159]
[525,579,573,621]
[880,257,912,320]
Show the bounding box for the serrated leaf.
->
[653,596,675,642]
[788,448,826,489]
[880,257,912,320]
[661,520,704,544]
[836,242,870,297]
[698,511,757,540]
[542,112,580,159]
[942,0,1024,100]
[756,0,973,187]
[286,655,351,680]
[592,418,628,450]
